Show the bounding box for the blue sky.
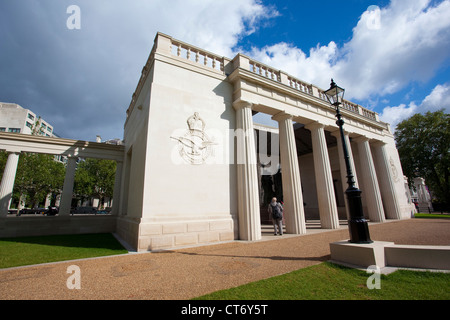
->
[242,0,391,51]
[0,0,449,140]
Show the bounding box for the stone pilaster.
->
[111,160,123,216]
[272,112,306,234]
[233,101,261,240]
[355,137,385,222]
[0,152,20,217]
[306,122,340,229]
[372,142,401,219]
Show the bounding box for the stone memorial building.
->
[116,33,412,251]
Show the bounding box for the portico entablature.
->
[0,132,124,161]
[228,55,390,141]
[233,97,390,144]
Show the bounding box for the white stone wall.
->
[122,46,237,251]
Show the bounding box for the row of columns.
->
[0,152,123,218]
[233,101,402,240]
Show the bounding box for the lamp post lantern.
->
[324,79,373,244]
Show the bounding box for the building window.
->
[47,126,52,132]
[28,113,35,121]
[0,127,6,132]
[8,128,21,133]
[26,122,33,129]
[41,123,47,130]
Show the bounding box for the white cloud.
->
[143,0,279,57]
[339,0,450,100]
[379,103,418,130]
[421,83,450,112]
[248,42,337,89]
[379,82,450,130]
[246,0,450,101]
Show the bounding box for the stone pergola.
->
[0,132,124,237]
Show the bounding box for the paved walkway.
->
[0,218,449,300]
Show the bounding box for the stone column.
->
[306,122,340,229]
[0,152,20,218]
[331,130,359,219]
[111,160,123,216]
[272,112,306,234]
[355,137,385,222]
[233,101,261,241]
[44,193,52,207]
[59,156,78,216]
[372,142,402,219]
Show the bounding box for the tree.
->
[13,153,65,208]
[395,110,450,206]
[74,158,116,209]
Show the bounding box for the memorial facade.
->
[116,33,413,251]
[0,33,414,251]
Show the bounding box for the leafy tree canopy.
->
[0,151,66,208]
[395,110,450,205]
[74,158,116,208]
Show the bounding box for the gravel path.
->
[1,218,449,300]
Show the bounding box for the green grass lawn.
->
[195,262,450,300]
[414,213,450,219]
[0,233,128,269]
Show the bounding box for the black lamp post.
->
[324,79,373,244]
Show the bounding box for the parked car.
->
[45,206,59,216]
[18,208,37,215]
[17,207,58,216]
[36,208,48,215]
[70,206,97,214]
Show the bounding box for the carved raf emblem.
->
[389,157,400,182]
[170,112,216,165]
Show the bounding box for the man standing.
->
[268,197,283,236]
